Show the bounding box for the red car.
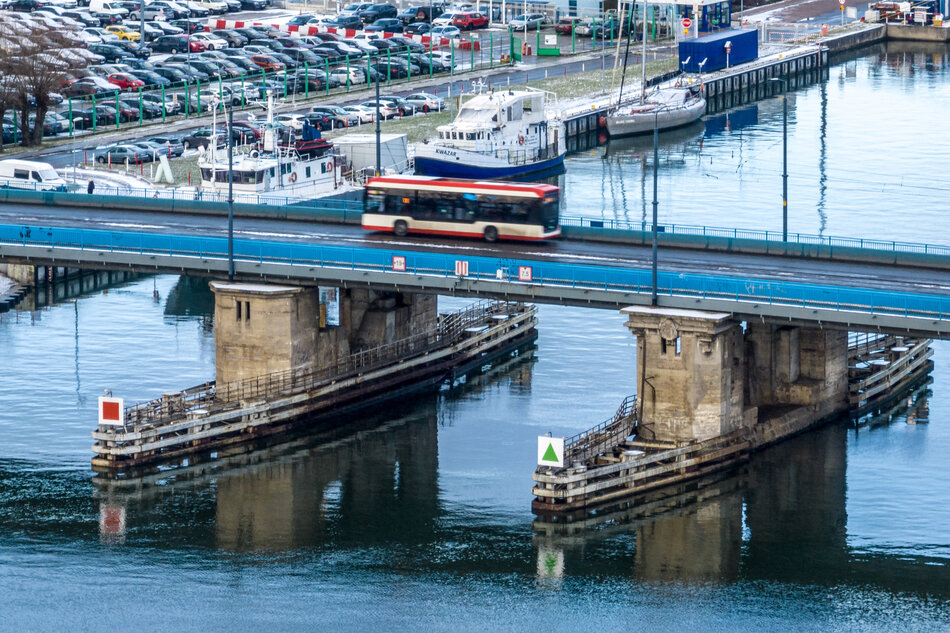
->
[452,11,488,29]
[106,73,145,90]
[554,16,583,34]
[250,55,285,71]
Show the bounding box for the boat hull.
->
[414,146,565,180]
[606,98,707,137]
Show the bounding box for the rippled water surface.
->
[2,41,950,631]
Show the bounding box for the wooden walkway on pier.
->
[92,300,537,473]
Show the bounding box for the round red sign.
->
[682,17,692,28]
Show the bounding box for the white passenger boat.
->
[413,87,565,180]
[197,94,348,199]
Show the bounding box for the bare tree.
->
[0,15,86,146]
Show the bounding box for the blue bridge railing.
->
[2,224,949,323]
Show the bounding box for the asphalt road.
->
[2,202,948,297]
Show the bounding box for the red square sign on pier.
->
[98,396,125,426]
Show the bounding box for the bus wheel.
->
[394,220,408,237]
[484,226,498,242]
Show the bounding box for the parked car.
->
[554,16,583,34]
[452,11,487,29]
[509,13,549,30]
[141,93,182,115]
[358,2,396,23]
[403,22,430,35]
[70,108,116,129]
[431,12,457,26]
[379,95,417,116]
[105,72,144,89]
[88,42,132,62]
[127,4,167,19]
[152,34,203,53]
[396,4,441,24]
[309,105,358,128]
[387,35,425,52]
[94,144,145,163]
[146,136,184,156]
[365,17,402,32]
[190,32,228,50]
[404,91,444,111]
[342,104,374,123]
[104,24,140,40]
[359,99,398,119]
[429,25,460,38]
[181,126,245,149]
[212,29,247,47]
[249,54,284,71]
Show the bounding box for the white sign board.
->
[518,266,533,282]
[98,396,125,426]
[537,436,565,468]
[455,260,469,276]
[846,6,858,18]
[544,34,557,46]
[392,255,406,271]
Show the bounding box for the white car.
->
[194,0,228,13]
[431,50,457,67]
[429,25,461,38]
[359,100,398,120]
[328,65,366,86]
[191,33,229,50]
[78,30,103,44]
[431,12,456,27]
[342,104,375,124]
[276,113,307,131]
[85,27,121,42]
[404,92,444,112]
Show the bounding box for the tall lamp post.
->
[769,77,788,241]
[651,109,659,306]
[227,102,234,281]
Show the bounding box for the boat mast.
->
[640,0,649,103]
[617,0,635,105]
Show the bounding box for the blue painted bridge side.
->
[2,224,950,325]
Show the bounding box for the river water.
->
[2,41,950,631]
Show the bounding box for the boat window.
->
[465,132,474,140]
[13,169,28,179]
[269,168,275,177]
[306,166,311,178]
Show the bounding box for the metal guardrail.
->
[559,216,950,257]
[2,223,950,322]
[125,299,518,428]
[563,394,637,465]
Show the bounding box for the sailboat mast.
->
[641,0,648,103]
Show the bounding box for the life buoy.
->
[517,135,525,145]
[249,149,260,158]
[288,172,297,183]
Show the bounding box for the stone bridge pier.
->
[210,282,437,388]
[622,306,848,448]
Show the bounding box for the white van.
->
[0,160,68,191]
[88,0,129,18]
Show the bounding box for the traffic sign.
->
[454,260,469,276]
[98,396,124,426]
[682,17,692,28]
[518,266,533,282]
[538,436,565,468]
[392,255,406,272]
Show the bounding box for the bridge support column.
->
[0,263,37,287]
[623,307,749,444]
[211,283,438,393]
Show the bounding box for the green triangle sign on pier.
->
[537,436,564,467]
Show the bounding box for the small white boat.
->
[605,87,707,137]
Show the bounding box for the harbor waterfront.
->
[3,41,950,629]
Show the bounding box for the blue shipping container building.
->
[678,28,758,73]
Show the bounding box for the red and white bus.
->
[362,176,561,242]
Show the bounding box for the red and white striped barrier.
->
[205,18,482,50]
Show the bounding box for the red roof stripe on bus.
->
[366,176,558,195]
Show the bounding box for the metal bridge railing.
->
[563,395,638,466]
[3,224,949,323]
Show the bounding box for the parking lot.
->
[1,0,634,162]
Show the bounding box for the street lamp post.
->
[227,103,234,281]
[651,109,659,306]
[770,77,788,241]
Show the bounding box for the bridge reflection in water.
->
[82,360,949,596]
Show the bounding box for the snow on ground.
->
[0,276,14,295]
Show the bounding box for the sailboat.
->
[605,1,706,138]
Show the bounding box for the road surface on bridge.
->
[2,202,947,299]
